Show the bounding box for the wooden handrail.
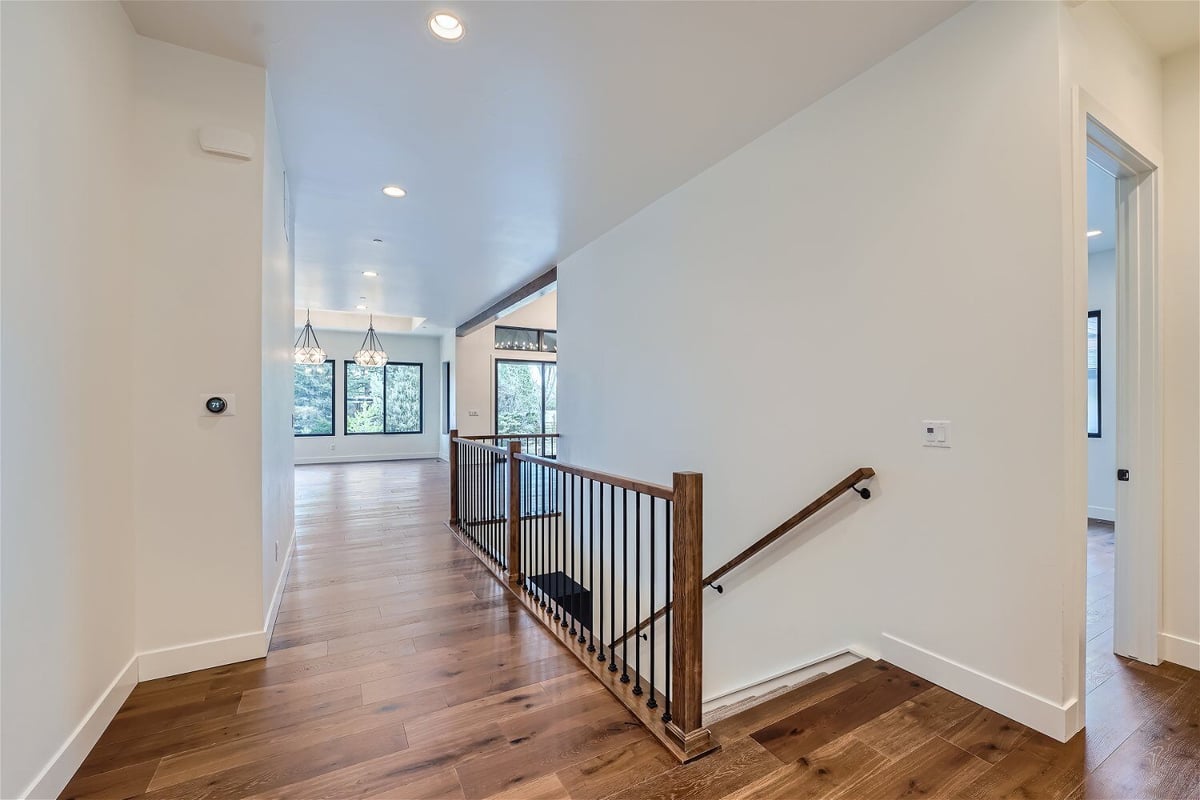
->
[704,467,875,590]
[513,451,674,500]
[613,466,875,646]
[462,433,560,440]
[451,436,509,455]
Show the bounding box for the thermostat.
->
[199,393,237,417]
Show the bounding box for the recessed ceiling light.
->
[382,185,407,198]
[429,12,465,41]
[362,271,379,277]
[372,238,383,243]
[356,304,368,310]
[1087,230,1102,237]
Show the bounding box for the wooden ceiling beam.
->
[455,266,557,337]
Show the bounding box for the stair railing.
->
[448,430,716,762]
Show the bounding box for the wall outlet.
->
[329,443,336,451]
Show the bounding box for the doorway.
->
[1084,157,1118,688]
[1076,106,1164,715]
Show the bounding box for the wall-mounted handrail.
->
[703,467,875,592]
[612,466,875,646]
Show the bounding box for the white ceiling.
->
[1111,0,1200,57]
[123,1,967,327]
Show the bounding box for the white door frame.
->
[1069,90,1164,702]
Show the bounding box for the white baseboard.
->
[294,452,440,465]
[1087,506,1116,522]
[1160,632,1200,670]
[23,533,300,798]
[702,648,867,714]
[22,655,138,800]
[137,630,267,682]
[881,633,1077,742]
[264,531,296,642]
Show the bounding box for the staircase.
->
[447,430,875,764]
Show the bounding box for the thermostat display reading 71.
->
[206,397,228,414]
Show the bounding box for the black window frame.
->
[1088,309,1101,439]
[293,358,336,438]
[342,360,424,436]
[494,358,556,436]
[442,361,451,434]
[495,325,558,353]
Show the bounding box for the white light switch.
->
[922,420,951,448]
[468,410,480,417]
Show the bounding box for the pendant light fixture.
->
[293,309,326,364]
[354,315,388,367]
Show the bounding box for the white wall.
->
[559,0,1084,739]
[131,35,270,666]
[455,290,557,437]
[1,4,138,796]
[293,329,443,464]
[1161,44,1200,668]
[261,83,297,626]
[1087,249,1117,520]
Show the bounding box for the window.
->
[495,359,556,435]
[1087,310,1101,438]
[495,326,557,353]
[294,360,334,436]
[344,361,423,435]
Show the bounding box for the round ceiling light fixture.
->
[429,12,465,41]
[382,185,407,198]
[362,270,378,277]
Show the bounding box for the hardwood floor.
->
[61,463,1198,799]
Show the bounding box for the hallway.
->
[60,462,1200,799]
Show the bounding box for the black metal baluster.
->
[556,470,566,623]
[608,485,618,672]
[540,462,549,606]
[633,492,642,695]
[597,481,606,663]
[576,475,586,644]
[525,459,532,595]
[566,468,575,636]
[663,502,672,723]
[487,450,492,563]
[588,479,596,653]
[621,487,630,683]
[549,465,557,621]
[647,497,657,710]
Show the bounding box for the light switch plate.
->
[922,420,951,448]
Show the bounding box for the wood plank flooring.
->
[61,462,1199,799]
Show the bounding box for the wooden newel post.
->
[507,441,522,584]
[449,429,459,525]
[668,471,715,759]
